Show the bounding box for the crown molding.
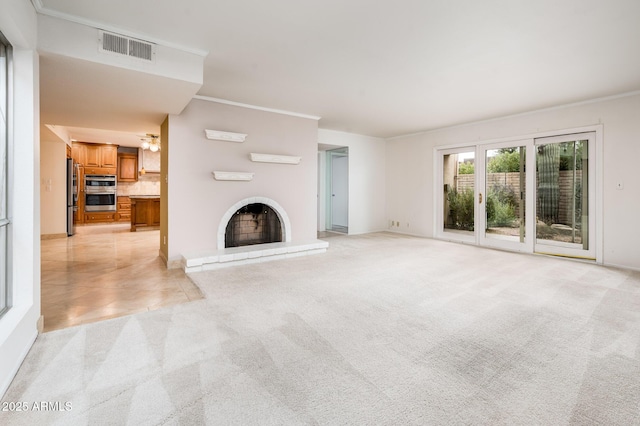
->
[193,95,321,121]
[30,0,208,57]
[388,89,640,141]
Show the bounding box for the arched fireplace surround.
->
[217,197,292,249]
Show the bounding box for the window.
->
[0,32,11,317]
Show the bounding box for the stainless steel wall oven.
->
[84,174,117,212]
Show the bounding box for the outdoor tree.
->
[458,161,474,174]
[487,149,521,173]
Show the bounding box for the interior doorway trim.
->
[326,148,349,233]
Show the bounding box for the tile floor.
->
[41,223,203,332]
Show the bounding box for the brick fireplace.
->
[217,197,292,249]
[225,203,282,247]
[182,196,327,272]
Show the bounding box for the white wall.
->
[37,14,204,85]
[166,98,319,263]
[40,138,67,236]
[386,92,640,270]
[0,0,40,398]
[317,129,387,235]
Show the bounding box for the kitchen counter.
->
[130,196,160,232]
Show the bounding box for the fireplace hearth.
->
[225,203,283,248]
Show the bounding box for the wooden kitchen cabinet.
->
[130,196,160,231]
[117,153,138,182]
[116,196,131,222]
[84,144,100,167]
[72,143,86,166]
[73,142,118,168]
[84,212,117,223]
[101,145,118,167]
[72,143,121,225]
[74,169,85,224]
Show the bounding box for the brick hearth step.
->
[181,239,329,273]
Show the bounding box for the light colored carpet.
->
[2,232,640,425]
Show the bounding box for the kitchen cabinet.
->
[101,145,118,167]
[117,153,138,182]
[116,196,131,222]
[84,212,116,223]
[84,144,100,167]
[84,167,116,175]
[73,142,118,168]
[71,142,122,225]
[72,143,86,166]
[74,169,85,224]
[130,196,160,231]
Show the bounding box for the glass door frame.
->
[477,139,535,254]
[533,132,597,260]
[434,125,602,264]
[435,146,477,245]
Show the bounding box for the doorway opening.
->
[326,147,349,234]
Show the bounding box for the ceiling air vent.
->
[98,30,155,62]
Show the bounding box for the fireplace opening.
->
[225,203,283,248]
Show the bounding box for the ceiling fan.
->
[139,133,160,152]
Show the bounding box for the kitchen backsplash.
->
[117,174,160,196]
[140,149,160,173]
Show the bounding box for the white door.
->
[534,132,596,259]
[331,154,348,230]
[436,131,598,261]
[436,147,476,244]
[477,140,534,253]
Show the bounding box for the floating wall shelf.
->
[205,129,247,143]
[250,153,302,165]
[212,171,254,181]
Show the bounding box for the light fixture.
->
[141,134,160,151]
[140,147,146,175]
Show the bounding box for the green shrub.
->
[486,184,517,227]
[447,188,474,230]
[487,197,515,227]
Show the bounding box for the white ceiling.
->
[37,0,640,143]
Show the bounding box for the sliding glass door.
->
[436,131,597,260]
[534,133,595,259]
[438,147,476,244]
[477,141,533,252]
